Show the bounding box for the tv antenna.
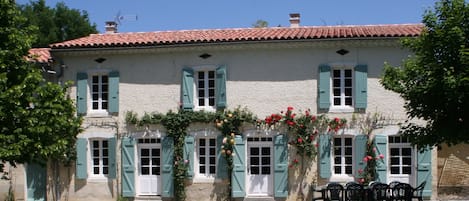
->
[114,10,138,25]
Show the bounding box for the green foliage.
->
[17,0,97,47]
[0,0,82,166]
[381,0,469,147]
[357,138,384,185]
[252,19,269,28]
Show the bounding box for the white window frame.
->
[88,138,109,180]
[388,136,414,176]
[194,137,217,181]
[192,65,216,112]
[330,135,354,182]
[88,69,111,116]
[80,132,114,182]
[191,128,219,183]
[329,64,355,113]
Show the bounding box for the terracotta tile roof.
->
[50,24,423,49]
[27,48,51,63]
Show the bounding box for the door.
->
[137,138,162,195]
[247,137,273,196]
[388,136,414,185]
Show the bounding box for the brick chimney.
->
[289,13,300,28]
[105,21,118,34]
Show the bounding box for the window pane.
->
[152,167,157,175]
[209,139,216,146]
[92,94,99,100]
[403,167,412,174]
[155,167,161,175]
[208,71,215,78]
[93,150,99,157]
[209,157,216,165]
[334,138,342,145]
[93,159,99,165]
[251,157,259,165]
[103,158,108,166]
[209,89,215,96]
[142,167,149,175]
[209,98,215,106]
[92,102,99,110]
[403,157,412,165]
[345,157,352,164]
[198,72,204,79]
[395,137,401,143]
[333,70,340,77]
[142,158,149,165]
[345,147,352,156]
[345,79,352,87]
[262,157,270,165]
[92,76,99,83]
[391,167,399,174]
[199,139,206,146]
[94,167,99,174]
[92,85,99,92]
[334,166,341,174]
[262,167,270,175]
[198,99,205,106]
[261,147,270,155]
[152,158,158,166]
[388,136,394,143]
[200,167,206,174]
[334,98,341,105]
[334,157,341,164]
[102,76,108,83]
[402,148,412,156]
[102,84,108,92]
[390,157,399,165]
[334,148,341,155]
[102,93,108,100]
[199,148,205,155]
[199,157,206,164]
[209,80,215,88]
[333,79,340,87]
[345,88,352,96]
[198,89,205,97]
[198,80,205,88]
[103,149,108,157]
[141,149,149,156]
[345,70,352,77]
[251,148,259,155]
[345,138,352,146]
[103,167,108,174]
[209,166,216,174]
[345,98,352,106]
[390,148,400,155]
[102,102,108,109]
[345,166,352,174]
[251,167,259,174]
[152,149,159,156]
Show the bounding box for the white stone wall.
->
[49,40,431,201]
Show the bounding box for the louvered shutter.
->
[274,134,288,197]
[76,138,87,179]
[181,68,194,111]
[121,137,136,197]
[318,65,331,109]
[108,71,119,113]
[215,65,227,110]
[319,134,332,178]
[162,136,174,197]
[232,135,246,197]
[354,65,368,109]
[374,135,387,183]
[76,72,88,115]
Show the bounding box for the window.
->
[389,136,413,175]
[332,137,353,175]
[76,71,119,115]
[196,70,215,109]
[91,74,109,111]
[332,69,353,107]
[318,64,367,111]
[90,139,109,176]
[196,138,216,178]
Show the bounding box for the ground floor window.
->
[90,139,109,176]
[332,136,353,175]
[389,136,413,175]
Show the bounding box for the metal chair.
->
[324,182,344,201]
[344,182,364,201]
[370,182,390,201]
[391,183,413,201]
[411,181,426,201]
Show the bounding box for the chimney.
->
[105,21,118,34]
[289,13,300,28]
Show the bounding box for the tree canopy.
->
[381,0,469,148]
[17,0,97,47]
[0,0,82,168]
[252,19,269,28]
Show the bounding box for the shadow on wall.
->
[437,143,469,194]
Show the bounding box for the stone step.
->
[134,196,162,201]
[244,197,275,201]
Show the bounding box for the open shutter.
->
[108,137,117,179]
[76,72,88,115]
[319,134,331,178]
[216,135,228,179]
[181,68,194,111]
[108,71,119,114]
[162,136,174,197]
[374,135,387,183]
[26,163,46,201]
[184,136,194,178]
[274,134,288,198]
[232,135,245,197]
[354,65,368,109]
[318,65,331,109]
[354,135,368,178]
[215,65,227,110]
[121,137,136,197]
[417,146,432,197]
[76,138,87,179]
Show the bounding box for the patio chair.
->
[324,182,344,201]
[411,181,426,201]
[370,182,390,201]
[388,181,401,189]
[391,183,413,201]
[344,182,364,201]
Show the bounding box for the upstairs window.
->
[332,69,353,107]
[196,71,216,109]
[91,74,109,112]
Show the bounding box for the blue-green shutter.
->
[181,68,194,111]
[76,138,87,179]
[354,135,368,178]
[232,135,245,197]
[108,137,117,179]
[216,135,228,179]
[417,146,432,197]
[76,72,88,115]
[108,71,119,114]
[374,135,387,183]
[354,65,367,109]
[318,65,331,109]
[319,134,331,178]
[121,137,136,197]
[184,136,194,178]
[215,65,227,110]
[162,136,174,197]
[274,134,288,198]
[26,163,46,201]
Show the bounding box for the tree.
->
[18,0,97,47]
[252,19,269,28]
[0,0,82,170]
[381,0,469,148]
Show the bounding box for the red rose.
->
[297,138,303,143]
[287,106,294,111]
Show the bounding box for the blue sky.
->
[17,0,438,33]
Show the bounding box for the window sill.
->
[194,107,216,112]
[87,176,110,182]
[329,175,354,183]
[87,111,110,117]
[192,177,215,183]
[329,107,354,113]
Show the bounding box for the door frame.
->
[387,135,416,186]
[246,136,274,197]
[136,138,162,196]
